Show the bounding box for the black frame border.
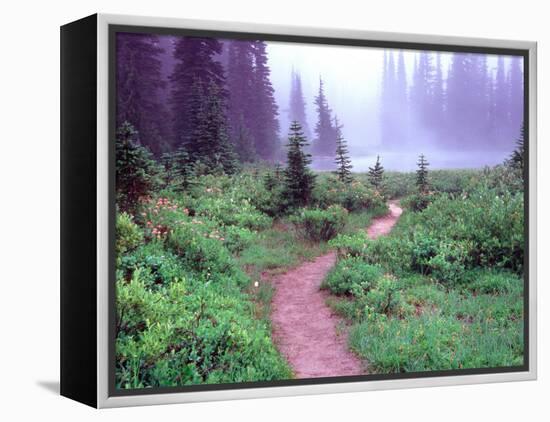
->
[107,23,530,398]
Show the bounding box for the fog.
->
[266,42,523,171]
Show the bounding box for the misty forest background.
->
[114,32,525,389]
[116,33,523,169]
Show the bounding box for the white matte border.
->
[96,13,537,408]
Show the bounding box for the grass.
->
[237,221,331,277]
[324,266,524,374]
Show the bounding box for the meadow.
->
[115,138,524,387]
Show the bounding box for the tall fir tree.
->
[508,56,524,151]
[289,69,311,141]
[170,36,226,150]
[416,153,430,193]
[116,33,168,156]
[192,81,238,174]
[445,53,492,148]
[410,52,436,130]
[313,77,336,156]
[380,50,398,149]
[333,117,353,184]
[368,155,385,190]
[250,41,280,160]
[234,114,256,163]
[431,53,446,132]
[284,121,316,207]
[226,40,256,157]
[493,56,511,147]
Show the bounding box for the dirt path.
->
[367,200,403,239]
[270,201,403,379]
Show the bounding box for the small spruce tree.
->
[264,170,277,191]
[161,146,193,191]
[416,153,430,193]
[368,155,385,190]
[274,163,283,182]
[508,123,525,172]
[284,121,316,208]
[115,122,161,212]
[333,117,353,184]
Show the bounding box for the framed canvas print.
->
[60,13,537,408]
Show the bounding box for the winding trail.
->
[270,200,403,379]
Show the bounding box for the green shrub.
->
[221,225,256,254]
[166,223,237,280]
[362,276,403,316]
[324,257,383,295]
[313,176,386,212]
[402,192,433,212]
[466,270,522,295]
[116,212,143,257]
[329,232,370,259]
[116,271,291,388]
[291,205,348,242]
[195,196,272,231]
[118,242,188,288]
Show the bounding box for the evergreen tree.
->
[250,41,280,160]
[333,117,353,184]
[234,114,256,163]
[508,56,524,150]
[313,77,336,156]
[431,53,446,131]
[161,146,192,191]
[263,170,278,191]
[115,122,161,211]
[194,81,238,174]
[492,56,512,148]
[289,69,311,140]
[170,36,226,149]
[284,121,316,207]
[226,40,256,156]
[368,155,384,190]
[410,52,436,130]
[416,154,430,193]
[116,33,168,155]
[508,123,525,172]
[274,162,283,181]
[380,50,397,149]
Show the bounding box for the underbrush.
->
[324,166,524,373]
[325,267,523,373]
[115,177,294,388]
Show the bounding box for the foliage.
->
[323,257,383,295]
[291,205,348,242]
[284,121,316,208]
[313,78,337,155]
[115,122,163,212]
[313,175,387,213]
[345,269,523,373]
[116,212,144,258]
[116,271,291,388]
[368,155,384,190]
[402,192,433,212]
[507,123,525,173]
[334,117,353,184]
[416,153,430,193]
[161,146,194,192]
[115,175,293,388]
